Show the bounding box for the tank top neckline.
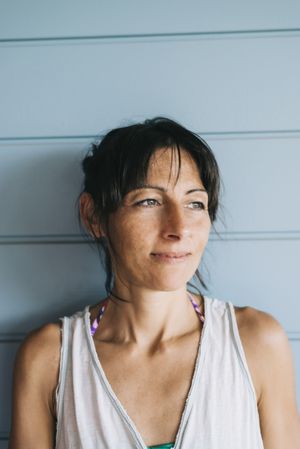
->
[83,295,211,449]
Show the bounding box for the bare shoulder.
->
[14,322,61,413]
[234,305,290,401]
[16,321,61,370]
[234,305,300,448]
[9,322,62,448]
[234,304,293,362]
[234,304,287,344]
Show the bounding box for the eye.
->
[134,198,161,207]
[187,201,207,210]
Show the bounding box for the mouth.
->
[150,252,191,263]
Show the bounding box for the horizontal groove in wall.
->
[210,231,300,241]
[0,432,8,441]
[289,333,300,341]
[0,235,91,245]
[0,334,26,342]
[1,27,300,45]
[0,231,300,245]
[1,332,299,343]
[1,129,300,143]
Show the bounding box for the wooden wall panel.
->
[1,34,300,138]
[0,244,106,334]
[1,135,299,237]
[205,238,300,331]
[1,0,300,40]
[211,135,300,233]
[0,139,87,236]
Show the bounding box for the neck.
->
[101,283,203,347]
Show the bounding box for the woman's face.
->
[106,148,211,292]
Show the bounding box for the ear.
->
[79,192,105,238]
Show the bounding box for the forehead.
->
[146,147,203,186]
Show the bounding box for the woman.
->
[9,118,300,449]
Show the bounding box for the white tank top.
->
[55,296,264,449]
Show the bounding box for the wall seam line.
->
[1,129,300,143]
[1,26,300,44]
[1,231,300,244]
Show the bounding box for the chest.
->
[93,332,201,446]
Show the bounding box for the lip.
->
[150,252,191,263]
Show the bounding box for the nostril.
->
[165,233,181,240]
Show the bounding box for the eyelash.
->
[135,198,160,207]
[134,199,207,210]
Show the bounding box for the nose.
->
[161,203,190,240]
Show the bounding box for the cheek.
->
[108,218,152,262]
[194,216,211,241]
[193,233,210,260]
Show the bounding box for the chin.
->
[145,275,191,292]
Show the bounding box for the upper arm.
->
[8,323,61,449]
[253,311,300,448]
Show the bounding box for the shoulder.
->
[234,304,288,350]
[14,322,61,414]
[237,304,296,384]
[233,306,279,404]
[234,304,284,336]
[234,305,296,402]
[234,305,300,445]
[234,304,290,372]
[17,322,61,368]
[9,324,62,447]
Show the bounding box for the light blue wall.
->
[1,1,300,444]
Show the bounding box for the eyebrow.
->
[130,184,207,194]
